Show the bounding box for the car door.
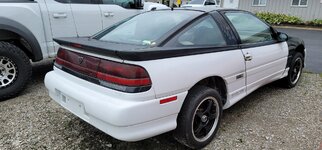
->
[98,0,141,28]
[223,11,288,94]
[70,0,103,37]
[45,0,77,53]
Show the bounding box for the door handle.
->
[53,13,67,19]
[104,12,114,17]
[244,53,252,61]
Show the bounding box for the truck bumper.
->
[44,68,187,141]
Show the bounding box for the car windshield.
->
[95,11,201,46]
[189,0,205,4]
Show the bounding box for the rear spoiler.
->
[54,37,121,60]
[54,37,172,61]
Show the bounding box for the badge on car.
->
[78,57,84,64]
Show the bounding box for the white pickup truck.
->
[0,0,167,100]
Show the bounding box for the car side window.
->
[102,0,135,8]
[175,16,227,47]
[225,12,274,44]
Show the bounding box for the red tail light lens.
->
[97,60,151,86]
[55,48,100,78]
[55,48,151,93]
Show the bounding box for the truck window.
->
[205,0,216,5]
[54,0,69,3]
[102,0,135,8]
[70,0,92,4]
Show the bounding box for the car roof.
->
[168,7,239,13]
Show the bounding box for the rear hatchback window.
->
[95,11,202,46]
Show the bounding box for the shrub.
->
[307,19,322,26]
[255,12,303,25]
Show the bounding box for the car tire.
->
[173,86,223,149]
[281,52,304,88]
[0,42,32,100]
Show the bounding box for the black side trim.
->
[239,40,279,49]
[117,45,240,61]
[0,17,43,61]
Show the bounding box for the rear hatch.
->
[54,38,152,93]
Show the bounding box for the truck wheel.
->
[0,42,32,100]
[281,52,304,88]
[174,86,223,149]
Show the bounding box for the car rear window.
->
[94,11,202,46]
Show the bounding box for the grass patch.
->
[255,12,322,27]
[256,12,303,25]
[303,70,314,74]
[319,73,322,78]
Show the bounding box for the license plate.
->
[57,90,85,116]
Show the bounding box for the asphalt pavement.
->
[276,27,322,73]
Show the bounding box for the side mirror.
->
[277,32,288,42]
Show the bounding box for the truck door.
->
[222,0,239,8]
[45,0,77,53]
[99,0,141,29]
[70,0,103,37]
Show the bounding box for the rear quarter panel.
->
[125,50,246,101]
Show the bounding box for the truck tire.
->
[281,52,304,88]
[174,86,223,149]
[0,41,32,100]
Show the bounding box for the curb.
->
[273,25,322,31]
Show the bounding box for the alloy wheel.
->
[0,56,18,88]
[290,57,303,85]
[192,96,220,142]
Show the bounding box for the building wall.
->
[238,0,322,21]
[146,0,223,7]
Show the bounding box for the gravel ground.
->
[0,60,321,150]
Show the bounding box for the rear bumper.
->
[44,68,187,141]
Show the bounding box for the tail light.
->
[55,48,151,93]
[97,60,151,86]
